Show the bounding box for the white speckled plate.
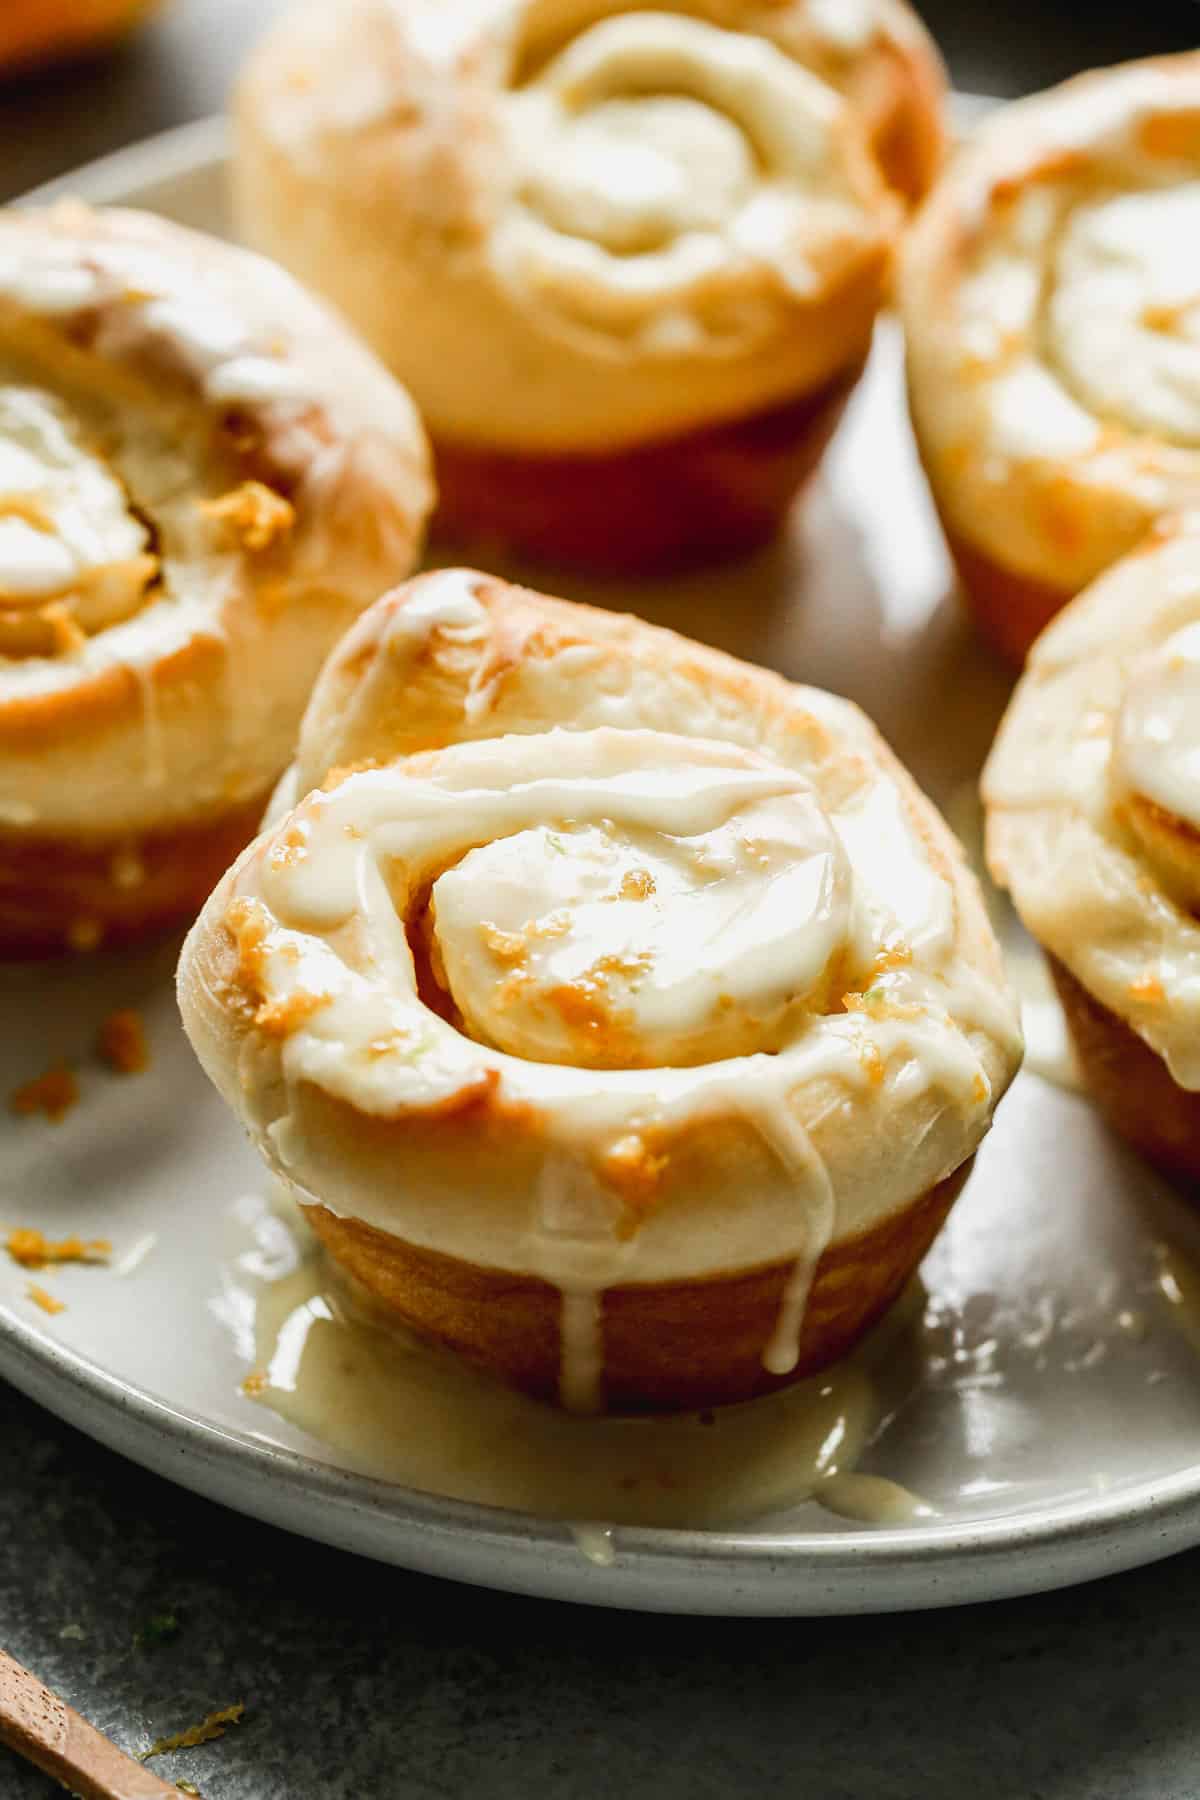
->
[6,117,1200,1616]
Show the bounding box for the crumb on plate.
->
[10,1062,78,1122]
[27,1284,66,1316]
[141,1703,246,1761]
[97,1008,150,1074]
[5,1228,111,1270]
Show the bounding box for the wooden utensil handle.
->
[0,1647,179,1799]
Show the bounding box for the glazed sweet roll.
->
[985,519,1200,1180]
[179,572,1021,1412]
[234,0,946,573]
[0,203,431,955]
[901,52,1200,664]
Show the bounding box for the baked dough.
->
[985,518,1200,1180]
[0,203,432,954]
[179,570,1021,1411]
[902,52,1200,664]
[234,0,945,571]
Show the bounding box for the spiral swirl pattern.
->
[183,573,1020,1409]
[495,11,891,351]
[0,204,429,951]
[233,0,944,456]
[986,518,1200,1090]
[903,53,1200,601]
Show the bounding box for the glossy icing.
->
[494,11,888,353]
[985,523,1200,1089]
[194,573,1021,1405]
[222,1182,939,1530]
[0,385,152,640]
[0,204,430,847]
[902,54,1200,592]
[1114,621,1200,832]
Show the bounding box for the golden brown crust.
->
[1049,953,1200,1188]
[432,361,860,573]
[902,53,1200,637]
[180,573,1020,1410]
[0,203,431,956]
[234,0,945,579]
[848,22,946,207]
[0,794,270,957]
[305,1162,967,1413]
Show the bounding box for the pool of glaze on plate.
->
[212,1186,938,1534]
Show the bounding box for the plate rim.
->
[8,110,1200,1616]
[8,1273,1200,1616]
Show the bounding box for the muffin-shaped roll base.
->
[1049,955,1200,1188]
[942,525,1075,668]
[0,796,270,958]
[305,1163,967,1414]
[433,366,860,577]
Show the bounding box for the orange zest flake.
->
[10,1061,79,1123]
[6,1228,110,1270]
[321,759,380,791]
[200,479,295,552]
[481,923,528,963]
[141,1703,246,1762]
[1138,109,1200,162]
[226,897,271,991]
[841,986,922,1023]
[253,990,332,1038]
[600,1133,670,1234]
[1141,299,1196,335]
[857,1039,886,1087]
[268,821,310,872]
[27,1284,66,1317]
[617,869,655,901]
[97,1008,149,1074]
[241,1371,268,1398]
[1129,973,1166,1005]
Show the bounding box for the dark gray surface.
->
[4,1376,1200,1800]
[5,4,1200,1796]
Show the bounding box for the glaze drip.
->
[220,578,1010,1408]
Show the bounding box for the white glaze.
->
[0,237,311,420]
[492,11,883,352]
[217,670,1012,1401]
[985,524,1200,1089]
[0,204,431,848]
[1048,185,1200,448]
[1114,621,1200,832]
[0,386,149,619]
[902,59,1200,594]
[224,1185,943,1531]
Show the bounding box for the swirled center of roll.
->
[0,384,157,659]
[429,794,850,1070]
[496,12,879,346]
[1046,185,1200,445]
[1114,620,1200,834]
[522,95,755,255]
[260,729,864,1074]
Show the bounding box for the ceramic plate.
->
[6,119,1200,1617]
